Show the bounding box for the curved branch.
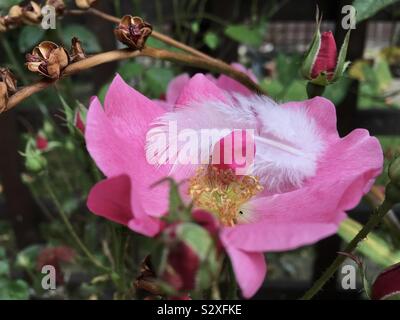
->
[6,47,265,112]
[68,8,214,61]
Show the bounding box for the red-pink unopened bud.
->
[372,262,400,300]
[311,31,337,79]
[36,135,48,151]
[74,110,85,134]
[37,246,75,285]
[163,242,200,292]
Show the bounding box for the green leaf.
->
[324,77,352,105]
[18,26,45,53]
[16,245,41,270]
[353,0,400,23]
[61,24,101,53]
[204,32,219,50]
[97,82,110,104]
[58,92,75,133]
[0,279,30,300]
[331,30,351,83]
[191,22,200,34]
[0,0,20,11]
[0,261,9,276]
[276,54,301,87]
[339,217,400,267]
[144,67,174,97]
[224,24,265,47]
[155,178,191,223]
[300,16,321,79]
[176,223,214,261]
[117,61,145,80]
[374,59,393,91]
[0,247,5,259]
[176,223,221,292]
[146,37,182,53]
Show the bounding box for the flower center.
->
[188,166,263,227]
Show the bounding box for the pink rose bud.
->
[301,10,350,88]
[311,31,337,79]
[372,262,400,300]
[163,241,200,292]
[37,246,75,285]
[74,109,86,134]
[36,135,48,151]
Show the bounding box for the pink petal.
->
[104,74,165,145]
[222,241,267,298]
[175,73,229,106]
[222,99,383,252]
[216,63,258,96]
[85,96,134,177]
[154,99,174,112]
[85,76,171,220]
[166,73,190,105]
[87,175,164,237]
[127,215,164,237]
[87,175,133,226]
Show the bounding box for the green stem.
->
[306,82,325,99]
[43,179,110,272]
[300,198,393,300]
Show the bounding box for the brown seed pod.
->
[26,41,70,79]
[21,1,42,25]
[75,0,97,9]
[70,37,87,62]
[114,15,153,50]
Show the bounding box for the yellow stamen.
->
[188,166,263,226]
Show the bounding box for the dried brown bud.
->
[26,41,69,79]
[114,15,152,50]
[0,68,17,95]
[75,0,97,9]
[0,68,17,113]
[70,37,86,62]
[5,5,23,28]
[46,0,66,15]
[134,256,163,296]
[0,17,6,32]
[21,1,42,25]
[0,83,8,113]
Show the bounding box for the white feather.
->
[145,94,325,193]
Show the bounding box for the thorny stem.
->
[5,47,264,112]
[300,198,394,300]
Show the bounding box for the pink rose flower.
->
[85,68,383,298]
